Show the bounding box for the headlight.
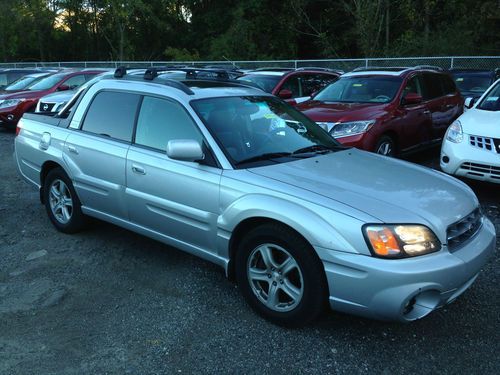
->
[0,99,24,109]
[445,120,463,143]
[316,122,335,132]
[363,224,441,258]
[330,120,375,138]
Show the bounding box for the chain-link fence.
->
[1,56,499,71]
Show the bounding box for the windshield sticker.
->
[264,113,278,119]
[456,78,464,82]
[352,83,363,87]
[486,96,498,101]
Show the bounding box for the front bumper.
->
[440,137,500,183]
[316,218,496,321]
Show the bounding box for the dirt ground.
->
[0,128,498,374]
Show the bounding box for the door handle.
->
[67,145,79,154]
[131,164,146,175]
[423,110,431,114]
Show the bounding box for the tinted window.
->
[135,96,202,151]
[82,91,140,142]
[300,74,338,96]
[422,73,444,100]
[281,76,301,97]
[63,75,86,89]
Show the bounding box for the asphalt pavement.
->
[0,128,498,374]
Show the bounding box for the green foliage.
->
[0,0,498,62]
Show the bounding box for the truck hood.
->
[460,107,500,138]
[297,101,389,122]
[249,149,478,240]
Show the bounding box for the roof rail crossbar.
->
[114,66,127,78]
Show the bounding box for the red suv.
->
[297,67,463,156]
[0,69,106,129]
[237,67,341,105]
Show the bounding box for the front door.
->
[125,95,222,253]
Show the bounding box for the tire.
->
[374,135,397,157]
[43,167,86,234]
[235,223,327,327]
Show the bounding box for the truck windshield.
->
[315,76,402,103]
[191,96,344,168]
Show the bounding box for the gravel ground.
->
[0,128,499,375]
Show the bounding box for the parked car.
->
[237,67,341,105]
[297,66,463,156]
[0,68,53,90]
[1,72,52,94]
[440,78,500,183]
[14,68,495,327]
[0,69,105,128]
[449,68,500,101]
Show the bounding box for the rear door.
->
[421,72,449,140]
[125,95,222,252]
[63,90,141,219]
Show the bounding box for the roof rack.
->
[295,67,344,74]
[413,65,443,71]
[113,66,194,95]
[352,66,408,72]
[252,67,295,72]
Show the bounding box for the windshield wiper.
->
[234,152,294,166]
[292,144,345,155]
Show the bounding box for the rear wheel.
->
[43,167,86,233]
[235,223,327,327]
[374,135,396,157]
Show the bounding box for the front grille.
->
[447,208,483,250]
[38,102,56,112]
[459,162,500,180]
[469,135,500,153]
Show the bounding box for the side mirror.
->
[278,89,293,99]
[166,139,204,162]
[464,97,475,109]
[402,92,423,105]
[57,84,70,91]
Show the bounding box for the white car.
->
[441,79,500,183]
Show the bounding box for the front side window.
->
[81,91,140,142]
[281,76,301,97]
[135,96,203,151]
[191,96,343,168]
[402,75,423,97]
[62,75,86,90]
[422,73,444,100]
[477,82,500,111]
[314,76,402,103]
[237,74,282,93]
[300,74,338,96]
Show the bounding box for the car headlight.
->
[330,120,375,138]
[0,99,24,109]
[316,122,336,132]
[363,224,441,258]
[445,120,463,143]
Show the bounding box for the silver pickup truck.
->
[14,70,496,327]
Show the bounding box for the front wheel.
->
[374,135,396,157]
[43,167,86,233]
[235,223,327,327]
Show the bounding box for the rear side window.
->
[422,73,444,100]
[135,96,203,151]
[82,91,140,142]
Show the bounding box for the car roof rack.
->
[252,67,295,72]
[352,66,408,72]
[295,67,344,74]
[413,65,443,71]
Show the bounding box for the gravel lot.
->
[0,128,498,375]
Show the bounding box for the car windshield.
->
[477,81,500,111]
[314,76,402,103]
[452,73,492,94]
[237,74,282,93]
[4,74,48,91]
[191,96,344,168]
[28,73,67,90]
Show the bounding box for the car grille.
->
[447,208,483,251]
[459,162,500,180]
[469,135,500,153]
[39,102,56,112]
